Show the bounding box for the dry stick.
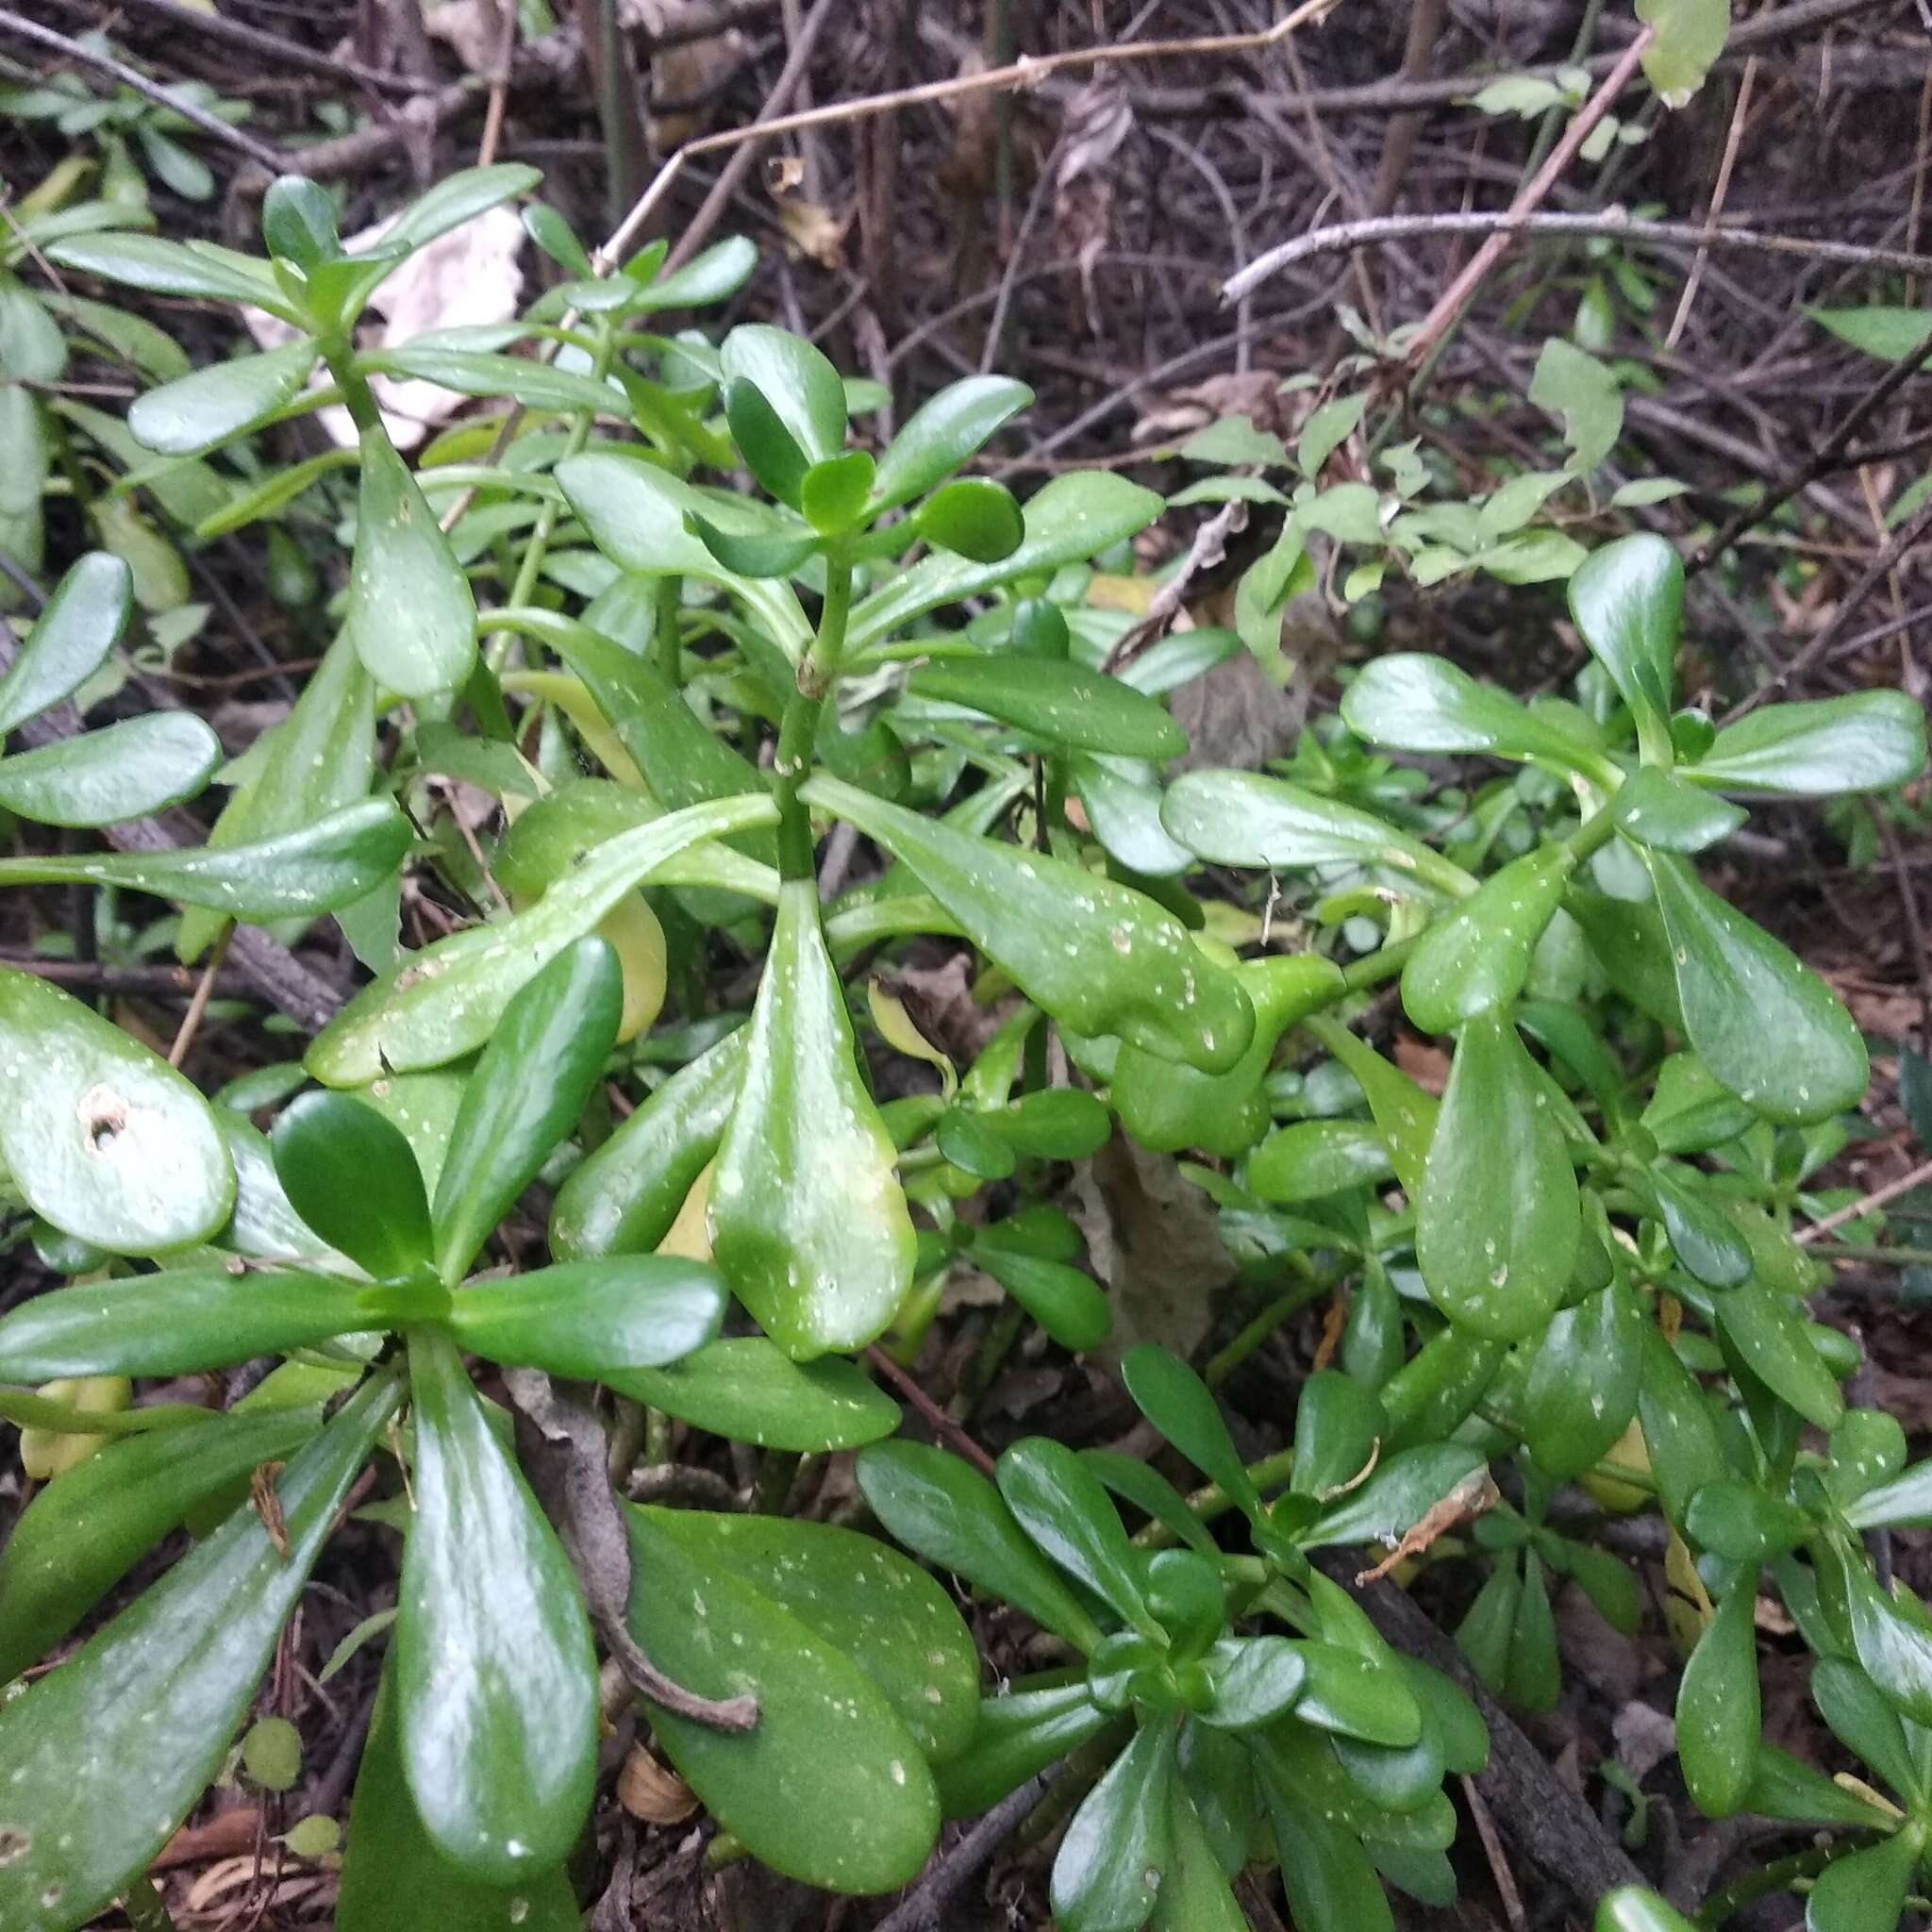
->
[865,1344,996,1477]
[167,924,231,1068]
[1799,1154,1932,1244]
[602,0,1340,274]
[1664,55,1759,352]
[1721,493,1932,720]
[0,7,290,173]
[66,0,426,97]
[1689,330,1932,575]
[1394,25,1655,376]
[1225,209,1932,304]
[657,0,841,274]
[870,1774,1057,1932]
[1315,1554,1647,1909]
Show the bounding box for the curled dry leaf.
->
[617,1746,699,1825]
[1356,1467,1500,1584]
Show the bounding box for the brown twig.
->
[1226,208,1932,304]
[870,1773,1057,1932]
[1799,1155,1932,1244]
[168,923,232,1068]
[600,0,1339,273]
[1690,330,1932,574]
[58,0,426,97]
[1394,25,1655,375]
[0,8,288,174]
[1722,494,1932,719]
[1664,56,1758,350]
[864,1345,996,1477]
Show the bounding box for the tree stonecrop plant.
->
[0,158,1926,1932]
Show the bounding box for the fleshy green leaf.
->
[915,476,1024,562]
[360,345,618,418]
[431,937,623,1285]
[1566,532,1679,732]
[1805,1827,1919,1932]
[610,1335,900,1452]
[803,774,1254,1074]
[396,1331,597,1880]
[624,1503,941,1892]
[1051,1720,1176,1932]
[1402,843,1574,1031]
[273,1090,433,1279]
[1643,849,1868,1123]
[1417,1008,1579,1340]
[0,967,232,1254]
[448,1257,724,1375]
[1676,1582,1759,1815]
[857,1440,1106,1652]
[709,879,914,1357]
[0,798,410,919]
[550,1025,746,1259]
[872,375,1032,512]
[846,473,1163,654]
[1688,692,1928,797]
[1341,655,1608,774]
[308,794,776,1083]
[1523,1279,1642,1479]
[0,1372,396,1932]
[46,230,299,318]
[1162,768,1474,895]
[338,1667,579,1932]
[0,712,220,827]
[1611,766,1746,852]
[643,1509,979,1763]
[909,655,1185,759]
[997,1438,1153,1636]
[0,1407,317,1683]
[345,423,476,698]
[721,324,846,465]
[128,335,320,457]
[1712,1281,1844,1432]
[0,551,129,735]
[0,1264,378,1382]
[1247,1120,1392,1202]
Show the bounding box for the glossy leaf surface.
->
[709,879,914,1357]
[431,937,623,1284]
[609,1335,900,1451]
[625,1505,941,1892]
[1417,1008,1579,1339]
[0,966,232,1253]
[908,656,1186,759]
[0,1373,395,1932]
[396,1331,598,1880]
[0,712,221,828]
[1644,851,1868,1124]
[309,794,776,1082]
[805,775,1253,1073]
[450,1257,725,1375]
[345,422,475,698]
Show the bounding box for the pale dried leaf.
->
[244,208,527,450]
[1356,1468,1498,1583]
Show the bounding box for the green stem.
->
[1695,1837,1875,1928]
[482,315,619,676]
[1204,1274,1332,1387]
[774,554,853,880]
[1816,1241,1932,1266]
[651,575,683,685]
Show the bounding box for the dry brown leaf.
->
[618,1746,699,1824]
[1355,1467,1499,1584]
[1392,1035,1452,1095]
[1053,78,1132,326]
[778,197,853,269]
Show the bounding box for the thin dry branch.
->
[1225,208,1932,302]
[0,7,288,173]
